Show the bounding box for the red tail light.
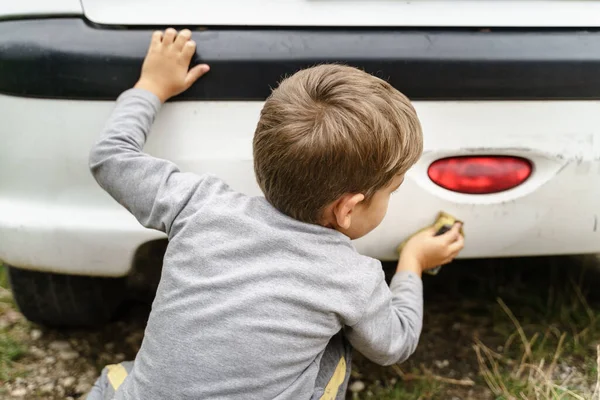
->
[428,156,532,194]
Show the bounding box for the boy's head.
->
[253,64,423,239]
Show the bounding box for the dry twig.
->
[391,364,475,387]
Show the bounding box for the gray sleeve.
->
[89,88,202,235]
[344,271,423,366]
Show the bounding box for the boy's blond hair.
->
[253,64,423,224]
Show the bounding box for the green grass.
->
[0,264,7,289]
[474,292,600,399]
[360,379,443,399]
[467,258,600,400]
[352,257,600,400]
[0,263,26,384]
[0,264,15,308]
[0,332,25,382]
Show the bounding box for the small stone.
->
[389,378,397,385]
[84,368,97,379]
[40,367,48,375]
[349,380,366,393]
[15,377,25,385]
[66,397,75,400]
[10,388,27,397]
[3,310,22,325]
[61,377,76,388]
[40,377,53,384]
[105,342,115,351]
[59,350,79,361]
[49,340,72,351]
[44,356,56,364]
[29,346,46,359]
[497,345,504,352]
[126,332,144,349]
[30,329,43,340]
[452,322,461,331]
[75,382,92,394]
[114,353,126,362]
[434,359,450,369]
[40,382,55,393]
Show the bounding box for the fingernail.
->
[201,64,210,72]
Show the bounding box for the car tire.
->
[7,265,126,328]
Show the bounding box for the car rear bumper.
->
[1,94,599,276]
[1,18,599,276]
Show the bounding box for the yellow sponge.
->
[396,211,464,275]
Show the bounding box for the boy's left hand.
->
[135,28,210,103]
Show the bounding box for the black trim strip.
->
[2,18,600,101]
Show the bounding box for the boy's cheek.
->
[365,209,388,235]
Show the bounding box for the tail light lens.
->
[428,156,532,194]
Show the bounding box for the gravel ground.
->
[1,255,599,399]
[0,298,148,400]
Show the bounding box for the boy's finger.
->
[440,257,454,266]
[163,28,178,44]
[174,29,192,50]
[184,64,210,88]
[419,226,437,238]
[151,31,163,45]
[441,223,462,244]
[447,234,465,254]
[181,41,197,61]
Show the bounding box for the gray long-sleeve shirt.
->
[89,88,424,400]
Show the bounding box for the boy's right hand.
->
[397,223,464,276]
[134,28,210,103]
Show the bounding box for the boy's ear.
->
[334,193,365,230]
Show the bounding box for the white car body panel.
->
[1,94,599,276]
[1,1,600,278]
[80,0,600,27]
[0,0,81,19]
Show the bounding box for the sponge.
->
[396,211,464,275]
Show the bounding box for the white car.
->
[1,0,600,327]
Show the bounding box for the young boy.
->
[87,28,464,400]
